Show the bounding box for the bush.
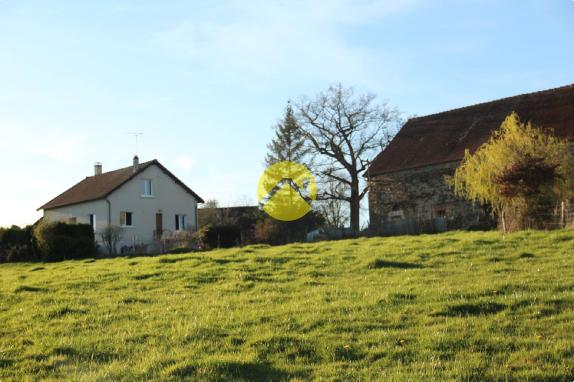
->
[33,221,95,262]
[0,225,37,262]
[205,225,241,248]
[452,112,574,232]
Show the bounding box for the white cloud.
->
[152,0,419,86]
[174,155,195,172]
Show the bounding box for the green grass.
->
[1,229,574,381]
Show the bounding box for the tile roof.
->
[38,159,204,210]
[368,84,574,176]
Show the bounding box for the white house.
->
[38,156,204,252]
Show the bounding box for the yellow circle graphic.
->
[257,161,317,221]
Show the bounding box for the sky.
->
[0,0,573,227]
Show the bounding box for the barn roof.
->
[38,159,204,210]
[368,84,574,176]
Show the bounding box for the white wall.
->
[43,164,199,251]
[107,165,198,248]
[44,199,107,237]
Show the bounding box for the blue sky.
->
[0,0,573,227]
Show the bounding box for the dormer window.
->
[142,179,153,197]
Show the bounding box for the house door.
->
[155,213,163,239]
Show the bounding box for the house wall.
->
[43,164,199,252]
[107,165,198,249]
[44,199,108,234]
[368,161,493,235]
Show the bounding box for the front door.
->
[155,213,163,239]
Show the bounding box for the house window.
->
[142,179,153,197]
[175,214,186,230]
[120,211,133,227]
[89,214,96,231]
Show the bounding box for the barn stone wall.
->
[368,161,493,235]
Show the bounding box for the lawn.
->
[1,229,573,381]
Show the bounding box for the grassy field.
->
[1,229,573,381]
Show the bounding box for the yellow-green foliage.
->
[453,112,573,213]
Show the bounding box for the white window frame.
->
[175,214,187,231]
[142,179,153,197]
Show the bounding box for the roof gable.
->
[39,160,204,210]
[368,84,574,176]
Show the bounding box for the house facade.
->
[367,84,574,235]
[38,157,204,252]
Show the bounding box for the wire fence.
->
[501,201,574,232]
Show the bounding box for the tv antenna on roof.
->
[128,132,144,156]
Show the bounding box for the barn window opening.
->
[388,205,405,221]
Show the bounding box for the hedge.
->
[33,221,95,262]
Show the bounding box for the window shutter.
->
[120,211,126,226]
[175,215,179,230]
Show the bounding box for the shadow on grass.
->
[368,259,423,269]
[14,285,48,293]
[168,360,295,381]
[47,307,88,318]
[434,302,506,317]
[132,272,162,280]
[252,335,320,363]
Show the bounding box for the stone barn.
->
[367,84,574,235]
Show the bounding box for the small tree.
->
[452,112,574,232]
[265,102,310,166]
[317,180,349,229]
[100,225,123,255]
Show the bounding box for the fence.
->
[500,201,574,232]
[379,201,573,236]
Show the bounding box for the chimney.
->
[94,162,102,176]
[133,155,139,173]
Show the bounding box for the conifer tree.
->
[265,102,309,166]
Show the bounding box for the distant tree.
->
[317,180,349,229]
[265,102,310,166]
[296,84,402,234]
[199,199,220,227]
[452,112,574,232]
[202,199,219,209]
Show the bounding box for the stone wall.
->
[368,161,493,235]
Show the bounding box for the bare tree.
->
[317,179,349,229]
[297,84,401,234]
[100,225,123,255]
